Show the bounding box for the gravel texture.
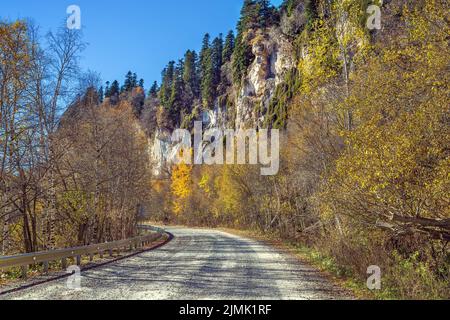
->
[0,227,351,300]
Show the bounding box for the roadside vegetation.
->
[0,23,151,257]
[150,0,449,300]
[1,0,448,299]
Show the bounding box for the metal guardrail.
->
[139,225,165,233]
[0,226,165,278]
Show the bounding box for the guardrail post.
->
[62,258,67,270]
[89,253,94,262]
[43,261,49,274]
[109,249,113,257]
[21,265,28,279]
[76,255,81,266]
[100,251,103,259]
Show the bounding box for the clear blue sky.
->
[1,0,283,89]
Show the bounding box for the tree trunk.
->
[46,170,57,250]
[1,210,8,255]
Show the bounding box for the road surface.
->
[0,227,350,300]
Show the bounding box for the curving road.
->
[0,227,350,300]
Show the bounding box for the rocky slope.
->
[148,22,297,174]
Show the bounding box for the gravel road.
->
[0,227,351,300]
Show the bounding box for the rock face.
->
[148,25,296,175]
[235,27,295,129]
[150,128,175,176]
[150,108,225,177]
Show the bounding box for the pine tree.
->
[201,52,215,109]
[169,60,185,126]
[159,61,175,108]
[131,73,138,88]
[200,42,214,108]
[149,81,158,98]
[123,71,140,92]
[159,68,168,104]
[105,81,111,98]
[222,30,235,63]
[183,50,200,104]
[109,80,120,97]
[235,0,276,32]
[239,0,259,31]
[124,71,133,92]
[233,0,258,84]
[98,86,104,103]
[199,34,215,108]
[257,0,273,28]
[212,35,223,90]
[281,0,298,16]
[199,33,211,79]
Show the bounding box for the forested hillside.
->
[146,0,449,299]
[0,23,150,254]
[1,0,448,299]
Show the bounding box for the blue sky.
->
[1,0,283,89]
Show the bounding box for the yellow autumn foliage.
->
[320,0,449,235]
[171,162,193,216]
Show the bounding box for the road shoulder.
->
[217,227,358,300]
